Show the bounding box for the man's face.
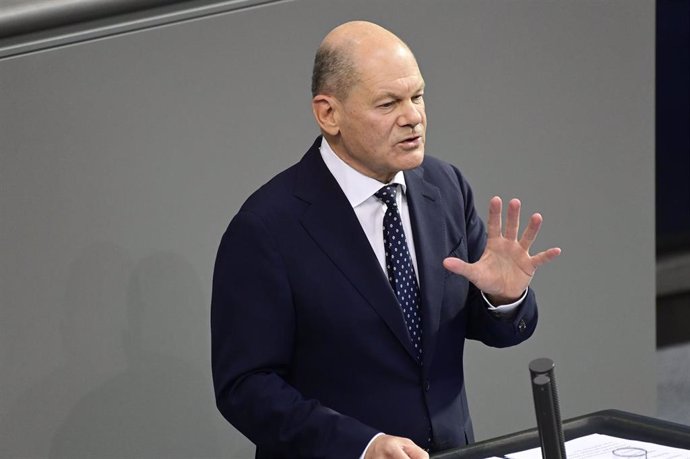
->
[333,44,426,183]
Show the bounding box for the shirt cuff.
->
[481,288,528,316]
[359,433,385,459]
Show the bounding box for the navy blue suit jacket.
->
[211,137,538,458]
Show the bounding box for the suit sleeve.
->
[450,166,538,348]
[211,209,378,458]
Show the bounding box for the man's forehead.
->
[355,65,425,93]
[368,78,425,95]
[354,48,421,79]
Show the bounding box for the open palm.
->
[443,197,561,305]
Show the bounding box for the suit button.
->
[424,380,430,391]
[518,319,527,333]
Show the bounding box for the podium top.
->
[432,410,690,459]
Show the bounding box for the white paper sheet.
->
[503,433,690,458]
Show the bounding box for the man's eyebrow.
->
[376,91,400,100]
[375,84,426,100]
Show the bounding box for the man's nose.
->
[398,100,423,127]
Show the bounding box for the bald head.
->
[311,21,415,100]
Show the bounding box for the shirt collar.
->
[319,137,407,208]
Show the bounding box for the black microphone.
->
[529,358,566,459]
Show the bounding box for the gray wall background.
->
[0,0,655,457]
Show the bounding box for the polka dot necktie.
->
[374,184,423,362]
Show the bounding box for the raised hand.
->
[443,196,561,304]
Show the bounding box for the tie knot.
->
[374,184,399,208]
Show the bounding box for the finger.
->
[486,196,502,239]
[402,443,430,459]
[519,213,543,251]
[504,198,521,240]
[382,445,410,459]
[531,247,562,268]
[391,446,412,459]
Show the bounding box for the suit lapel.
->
[294,141,418,361]
[405,166,447,373]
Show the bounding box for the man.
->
[211,21,560,459]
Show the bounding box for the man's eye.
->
[412,95,424,103]
[379,101,394,108]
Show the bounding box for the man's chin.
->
[399,148,425,170]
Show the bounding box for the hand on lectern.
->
[365,434,429,459]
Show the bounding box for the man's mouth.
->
[398,135,423,148]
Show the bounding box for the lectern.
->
[432,410,690,459]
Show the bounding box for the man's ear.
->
[311,95,340,136]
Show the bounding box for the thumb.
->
[443,256,472,278]
[443,257,482,287]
